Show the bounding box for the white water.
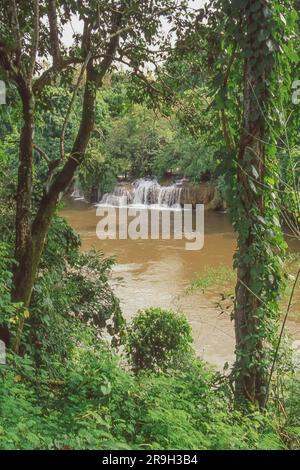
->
[98,178,184,209]
[100,185,133,207]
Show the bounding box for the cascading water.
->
[98,178,183,209]
[132,179,159,206]
[100,186,133,207]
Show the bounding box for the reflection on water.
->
[61,197,300,370]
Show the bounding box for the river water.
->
[62,197,300,370]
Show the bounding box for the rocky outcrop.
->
[178,181,215,206]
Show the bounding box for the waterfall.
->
[132,179,160,206]
[100,186,133,207]
[97,178,183,209]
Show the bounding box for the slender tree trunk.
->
[30,65,98,272]
[12,82,35,306]
[11,82,35,352]
[11,67,97,352]
[12,68,97,302]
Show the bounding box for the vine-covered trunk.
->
[233,0,282,406]
[234,88,266,403]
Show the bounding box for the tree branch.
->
[32,58,83,95]
[29,0,40,79]
[9,0,22,64]
[47,0,61,69]
[0,47,18,80]
[60,52,92,160]
[33,143,51,165]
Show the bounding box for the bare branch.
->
[60,52,92,160]
[33,143,51,165]
[29,0,40,79]
[32,58,83,95]
[9,0,22,63]
[91,12,123,86]
[47,0,62,69]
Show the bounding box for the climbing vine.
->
[210,0,298,405]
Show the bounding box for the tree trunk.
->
[233,1,275,406]
[234,119,266,404]
[1,4,122,353]
[12,82,35,306]
[11,67,97,352]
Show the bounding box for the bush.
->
[11,215,125,365]
[126,308,193,373]
[26,249,124,366]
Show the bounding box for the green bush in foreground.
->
[1,233,299,451]
[0,343,286,450]
[2,309,299,452]
[126,307,193,373]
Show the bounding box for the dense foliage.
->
[126,307,193,373]
[1,319,300,450]
[1,0,300,452]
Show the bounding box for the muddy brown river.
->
[62,198,300,370]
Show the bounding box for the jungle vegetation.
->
[0,0,300,450]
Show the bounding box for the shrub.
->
[126,307,193,373]
[0,345,286,450]
[26,250,124,367]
